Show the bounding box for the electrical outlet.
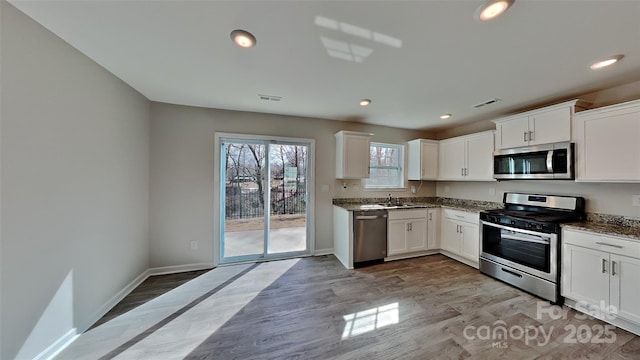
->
[321,184,330,192]
[353,185,360,192]
[190,240,198,250]
[445,186,450,193]
[411,185,416,194]
[489,188,496,196]
[633,195,640,207]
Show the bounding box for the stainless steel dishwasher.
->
[353,209,388,263]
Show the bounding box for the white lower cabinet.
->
[440,209,479,267]
[562,229,640,333]
[427,209,440,250]
[387,209,428,256]
[441,218,462,253]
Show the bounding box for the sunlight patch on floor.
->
[55,259,299,360]
[341,302,399,340]
[114,258,299,359]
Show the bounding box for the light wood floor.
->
[56,255,640,359]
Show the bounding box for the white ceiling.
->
[8,0,640,131]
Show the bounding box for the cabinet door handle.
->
[612,261,617,276]
[524,131,528,142]
[429,213,432,221]
[461,168,464,176]
[595,242,623,249]
[465,168,468,176]
[529,131,534,142]
[601,258,607,274]
[409,223,412,231]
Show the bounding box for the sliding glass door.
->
[219,136,311,264]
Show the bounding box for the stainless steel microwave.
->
[493,142,574,180]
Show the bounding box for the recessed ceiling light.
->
[230,29,256,48]
[440,114,452,119]
[475,0,515,21]
[590,55,624,70]
[359,99,372,106]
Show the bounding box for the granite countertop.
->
[562,214,640,241]
[563,222,640,241]
[333,197,501,213]
[335,197,640,240]
[336,202,440,212]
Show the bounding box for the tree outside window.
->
[364,142,404,189]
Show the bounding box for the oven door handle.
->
[481,220,557,240]
[500,234,550,245]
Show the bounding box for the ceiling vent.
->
[474,98,502,108]
[258,94,282,102]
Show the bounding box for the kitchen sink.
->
[376,203,420,209]
[359,204,386,210]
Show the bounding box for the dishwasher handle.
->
[355,214,388,220]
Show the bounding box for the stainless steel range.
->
[479,193,585,303]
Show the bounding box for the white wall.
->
[1,3,150,359]
[149,102,436,268]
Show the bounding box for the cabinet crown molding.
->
[492,99,590,124]
[438,129,495,143]
[575,98,640,117]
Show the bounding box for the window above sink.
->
[364,142,404,190]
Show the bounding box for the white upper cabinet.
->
[573,99,640,182]
[335,130,372,179]
[498,114,531,149]
[494,100,587,150]
[438,131,494,181]
[407,139,439,180]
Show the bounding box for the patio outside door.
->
[220,137,310,264]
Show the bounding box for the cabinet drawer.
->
[442,208,479,224]
[563,229,640,259]
[388,209,427,220]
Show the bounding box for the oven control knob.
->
[510,220,516,225]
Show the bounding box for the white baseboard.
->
[439,250,479,269]
[313,248,334,256]
[565,299,640,337]
[385,250,440,262]
[148,262,214,276]
[78,269,150,333]
[34,328,79,360]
